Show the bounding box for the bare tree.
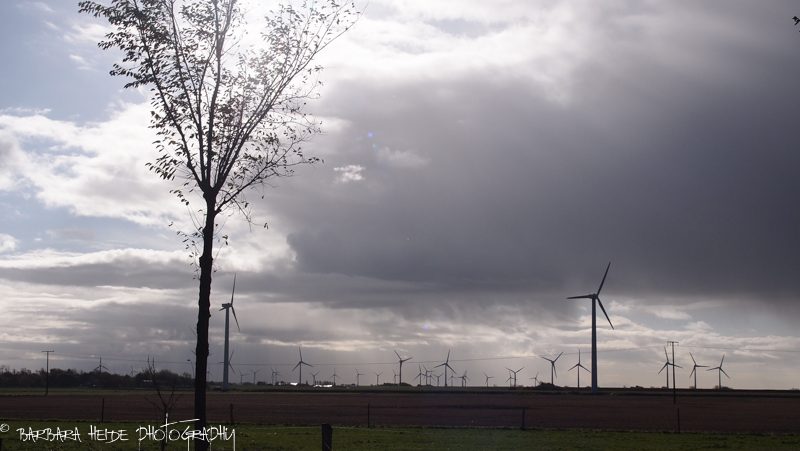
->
[78,0,358,448]
[144,358,182,451]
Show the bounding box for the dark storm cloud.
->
[273,2,800,306]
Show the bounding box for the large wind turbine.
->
[394,350,412,385]
[292,348,312,385]
[567,262,614,394]
[569,349,591,389]
[707,355,730,389]
[541,352,563,385]
[688,353,708,389]
[434,350,456,387]
[220,275,240,391]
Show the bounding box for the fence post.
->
[677,408,681,434]
[322,424,333,451]
[367,403,371,428]
[101,398,105,423]
[230,403,234,425]
[520,407,526,430]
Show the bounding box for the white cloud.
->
[0,234,19,254]
[376,147,429,168]
[334,164,366,183]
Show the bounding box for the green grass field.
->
[2,420,799,450]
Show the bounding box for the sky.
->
[1,0,799,390]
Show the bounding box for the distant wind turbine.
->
[94,357,108,373]
[530,371,540,387]
[413,364,425,386]
[688,353,708,389]
[434,350,456,387]
[458,370,469,387]
[505,367,524,387]
[569,349,590,389]
[541,352,563,385]
[252,368,261,384]
[310,371,320,386]
[392,370,398,384]
[292,348,313,385]
[374,372,383,385]
[395,350,412,385]
[331,368,339,386]
[658,347,681,388]
[567,262,614,394]
[707,355,730,389]
[484,372,493,387]
[220,274,240,391]
[355,368,364,386]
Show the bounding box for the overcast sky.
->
[1,0,799,390]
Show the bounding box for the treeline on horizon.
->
[0,366,193,389]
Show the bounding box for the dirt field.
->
[2,388,799,434]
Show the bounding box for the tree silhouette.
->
[78,0,358,448]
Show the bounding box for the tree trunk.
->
[194,197,216,451]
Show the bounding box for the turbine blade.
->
[292,362,301,371]
[597,298,614,329]
[659,363,668,374]
[597,262,611,295]
[720,355,725,366]
[231,306,241,332]
[690,367,696,378]
[395,350,402,360]
[555,352,563,361]
[690,353,697,365]
[567,295,594,300]
[230,274,236,305]
[721,368,730,378]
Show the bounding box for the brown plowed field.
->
[2,389,799,434]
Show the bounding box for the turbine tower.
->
[484,372,493,387]
[434,350,456,387]
[292,348,312,385]
[394,350,412,385]
[707,355,730,389]
[567,262,614,394]
[220,274,240,391]
[569,349,590,389]
[541,352,563,385]
[688,353,708,389]
[374,372,383,385]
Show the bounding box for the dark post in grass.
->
[677,408,681,433]
[520,407,526,430]
[367,403,371,428]
[229,403,234,425]
[101,398,105,423]
[322,424,333,451]
[42,350,54,395]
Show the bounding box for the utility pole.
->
[667,341,679,404]
[42,351,54,395]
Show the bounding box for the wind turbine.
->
[434,350,456,387]
[94,357,108,373]
[413,364,425,386]
[569,349,590,389]
[331,368,339,386]
[394,350,412,385]
[542,352,563,385]
[434,373,442,386]
[392,370,398,385]
[374,372,383,385]
[484,372,493,387]
[658,347,681,388]
[292,348,313,385]
[530,371,540,387]
[252,368,261,384]
[219,350,238,384]
[567,262,614,394]
[505,367,524,387]
[220,274,240,391]
[688,353,708,389]
[310,371,319,386]
[355,368,364,386]
[270,367,281,385]
[459,370,469,387]
[707,355,730,389]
